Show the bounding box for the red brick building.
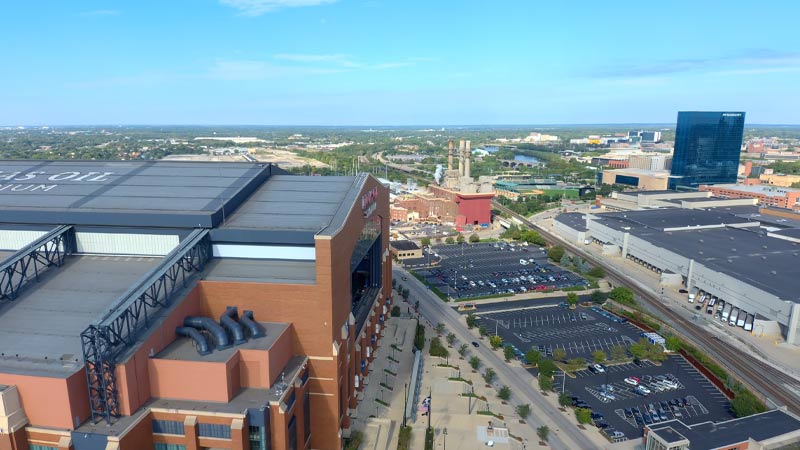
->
[0,161,390,450]
[700,183,800,210]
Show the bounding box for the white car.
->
[636,385,651,395]
[624,377,639,386]
[592,364,605,373]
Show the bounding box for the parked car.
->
[624,377,640,386]
[591,364,605,373]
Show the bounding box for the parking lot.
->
[476,305,640,360]
[554,354,734,439]
[471,303,735,440]
[411,242,587,299]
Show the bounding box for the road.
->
[394,266,604,450]
[494,201,800,414]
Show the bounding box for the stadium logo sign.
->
[0,171,115,193]
[361,186,378,218]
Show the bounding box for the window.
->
[249,425,271,450]
[285,389,296,410]
[197,422,232,439]
[29,445,58,450]
[153,444,186,450]
[288,415,298,450]
[303,390,311,443]
[152,419,185,435]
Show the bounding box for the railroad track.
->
[493,201,800,414]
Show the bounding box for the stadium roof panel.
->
[0,160,276,228]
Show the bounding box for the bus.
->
[457,303,477,312]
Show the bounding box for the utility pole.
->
[402,383,408,427]
[427,386,432,430]
[443,428,448,450]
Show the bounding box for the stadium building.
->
[0,161,391,450]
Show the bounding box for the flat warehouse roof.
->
[0,160,277,228]
[633,227,800,302]
[0,251,11,262]
[0,255,161,376]
[596,208,756,231]
[555,212,588,231]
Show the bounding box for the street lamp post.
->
[443,428,448,450]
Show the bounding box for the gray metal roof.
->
[0,160,276,228]
[213,174,365,244]
[0,255,160,376]
[204,258,316,284]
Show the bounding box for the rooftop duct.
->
[220,306,246,345]
[240,310,266,338]
[175,327,211,356]
[183,316,232,350]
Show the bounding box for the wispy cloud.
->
[220,0,337,16]
[588,49,800,79]
[79,9,121,17]
[272,53,422,70]
[207,59,344,80]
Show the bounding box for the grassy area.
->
[424,427,435,450]
[397,426,412,450]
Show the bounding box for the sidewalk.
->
[350,314,418,450]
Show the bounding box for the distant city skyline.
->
[2,1,799,125]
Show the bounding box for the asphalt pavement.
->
[394,265,606,450]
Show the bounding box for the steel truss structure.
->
[81,229,211,423]
[0,225,75,300]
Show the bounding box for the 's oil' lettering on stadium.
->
[0,171,116,194]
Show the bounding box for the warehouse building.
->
[554,207,800,345]
[0,160,390,450]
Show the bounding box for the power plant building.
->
[0,161,391,450]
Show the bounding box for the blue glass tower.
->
[669,111,745,190]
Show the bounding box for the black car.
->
[471,341,480,347]
[633,358,643,367]
[588,365,599,374]
[590,412,604,420]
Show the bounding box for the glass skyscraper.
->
[669,111,745,190]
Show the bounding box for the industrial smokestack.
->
[448,139,454,171]
[458,140,466,177]
[465,140,472,178]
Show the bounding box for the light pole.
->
[443,428,448,450]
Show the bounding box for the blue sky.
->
[1,0,799,125]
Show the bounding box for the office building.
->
[669,111,745,190]
[0,161,390,450]
[700,183,800,209]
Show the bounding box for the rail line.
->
[493,201,800,414]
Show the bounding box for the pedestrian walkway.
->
[350,315,418,450]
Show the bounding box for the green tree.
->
[445,236,455,244]
[524,349,541,366]
[558,391,572,407]
[548,245,565,262]
[456,234,465,243]
[608,286,636,306]
[560,253,571,266]
[503,344,515,362]
[537,425,550,443]
[587,266,605,278]
[478,326,488,337]
[414,323,425,351]
[567,357,587,368]
[435,322,446,335]
[458,343,469,357]
[553,348,567,362]
[566,292,579,308]
[538,374,554,391]
[610,345,628,361]
[489,335,503,349]
[446,332,456,346]
[592,350,607,364]
[469,356,481,370]
[538,359,557,378]
[420,237,431,246]
[590,290,608,304]
[516,404,531,419]
[391,305,401,317]
[469,233,480,243]
[629,339,648,359]
[665,335,682,351]
[483,368,497,384]
[498,385,511,401]
[575,407,592,424]
[466,313,478,329]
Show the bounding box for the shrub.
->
[592,350,607,364]
[498,385,511,401]
[445,237,455,244]
[575,407,592,424]
[391,305,401,317]
[608,287,636,306]
[466,313,478,329]
[420,237,431,246]
[414,323,425,351]
[489,335,503,349]
[558,391,572,407]
[469,356,481,370]
[590,290,608,304]
[516,403,531,419]
[548,245,565,262]
[537,425,550,442]
[587,266,605,278]
[538,374,553,391]
[503,345,515,362]
[429,337,449,358]
[483,368,497,384]
[458,343,469,356]
[469,233,480,243]
[524,349,541,366]
[345,430,363,450]
[397,426,412,450]
[552,348,567,362]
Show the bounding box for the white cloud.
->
[220,0,337,16]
